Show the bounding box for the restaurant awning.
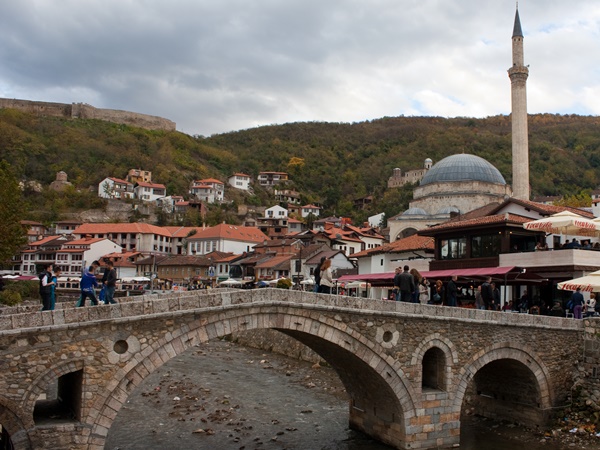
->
[338,266,546,285]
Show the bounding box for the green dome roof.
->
[420,154,506,186]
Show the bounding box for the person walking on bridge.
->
[77,261,100,307]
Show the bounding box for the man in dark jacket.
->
[394,265,415,302]
[104,260,118,305]
[313,257,326,293]
[39,263,54,311]
[446,275,458,307]
[481,277,494,310]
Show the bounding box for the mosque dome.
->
[419,154,506,186]
[402,207,429,216]
[437,206,461,215]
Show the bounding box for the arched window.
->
[422,347,446,391]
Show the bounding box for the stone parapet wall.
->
[0,289,584,332]
[0,98,175,131]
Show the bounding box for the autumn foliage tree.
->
[0,161,27,267]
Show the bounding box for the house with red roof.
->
[97,177,134,199]
[100,250,147,280]
[16,234,121,276]
[72,223,174,254]
[228,173,251,191]
[301,204,321,218]
[134,181,166,202]
[16,235,70,275]
[190,178,224,203]
[20,220,47,243]
[54,236,122,276]
[351,234,434,275]
[257,171,288,188]
[186,224,268,255]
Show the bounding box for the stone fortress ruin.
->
[0,97,176,131]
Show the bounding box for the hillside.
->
[2,107,600,225]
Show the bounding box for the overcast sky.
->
[0,1,599,136]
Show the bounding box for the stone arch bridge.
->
[0,289,592,450]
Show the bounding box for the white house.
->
[301,204,321,218]
[98,177,134,199]
[227,173,251,191]
[190,178,225,203]
[265,205,288,219]
[72,223,175,254]
[258,171,288,187]
[186,224,268,255]
[352,234,434,276]
[55,237,122,277]
[134,182,166,202]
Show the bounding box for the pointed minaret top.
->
[512,6,523,38]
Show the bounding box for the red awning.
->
[338,266,545,285]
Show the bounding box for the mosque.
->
[388,8,529,242]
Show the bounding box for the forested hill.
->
[2,107,600,224]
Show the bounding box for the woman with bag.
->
[431,279,444,305]
[319,259,334,294]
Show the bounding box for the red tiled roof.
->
[29,235,64,246]
[353,234,434,258]
[66,237,106,245]
[422,213,530,233]
[197,178,224,185]
[108,177,131,185]
[135,181,166,189]
[187,224,268,243]
[492,198,594,219]
[230,173,251,178]
[74,223,172,237]
[163,226,205,238]
[255,255,292,269]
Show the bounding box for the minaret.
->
[508,6,529,200]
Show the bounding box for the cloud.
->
[0,1,599,135]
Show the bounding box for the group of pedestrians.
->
[39,259,119,309]
[391,265,431,304]
[566,288,597,319]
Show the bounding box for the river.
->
[105,339,593,450]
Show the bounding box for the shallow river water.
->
[106,339,591,450]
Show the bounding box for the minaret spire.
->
[508,5,530,200]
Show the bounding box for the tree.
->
[0,161,27,267]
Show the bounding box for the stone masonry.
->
[0,98,176,131]
[0,290,592,450]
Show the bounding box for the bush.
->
[4,280,39,300]
[276,278,292,290]
[0,290,22,306]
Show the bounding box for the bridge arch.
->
[0,396,33,449]
[453,342,554,426]
[89,307,419,449]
